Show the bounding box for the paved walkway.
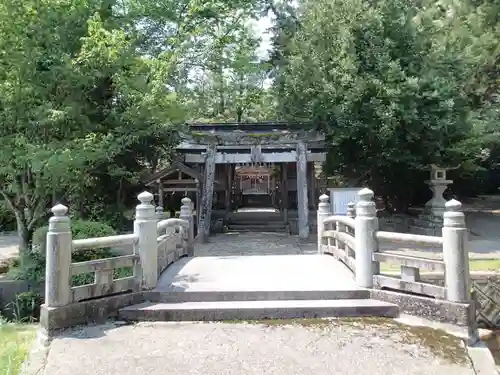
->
[157,232,351,292]
[28,233,483,375]
[157,254,358,292]
[39,320,475,375]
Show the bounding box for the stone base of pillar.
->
[424,179,452,218]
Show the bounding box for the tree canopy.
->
[278,0,500,208]
[1,0,500,250]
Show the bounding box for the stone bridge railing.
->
[41,191,193,332]
[317,188,474,329]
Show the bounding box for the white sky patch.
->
[248,11,275,60]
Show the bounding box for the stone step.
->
[226,218,286,224]
[226,225,288,233]
[226,222,286,226]
[118,299,399,322]
[227,223,287,229]
[409,225,441,236]
[145,289,371,302]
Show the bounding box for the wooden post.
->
[308,162,315,209]
[281,163,288,225]
[225,164,232,212]
[198,145,216,242]
[158,183,164,208]
[134,191,157,289]
[195,179,201,224]
[45,204,72,308]
[443,199,470,303]
[296,141,309,239]
[355,188,377,288]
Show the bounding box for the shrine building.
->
[144,122,327,240]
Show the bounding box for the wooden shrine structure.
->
[144,122,326,241]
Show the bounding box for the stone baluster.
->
[134,191,158,289]
[317,194,330,254]
[346,202,356,236]
[443,199,471,303]
[355,188,378,288]
[180,197,195,257]
[337,221,346,253]
[155,206,164,222]
[45,204,72,308]
[347,202,356,219]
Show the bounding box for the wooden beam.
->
[162,179,198,185]
[161,187,198,192]
[183,152,326,164]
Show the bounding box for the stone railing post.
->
[45,204,72,308]
[443,199,470,303]
[180,197,194,257]
[155,206,164,222]
[317,194,330,254]
[347,202,356,218]
[134,191,157,289]
[355,188,378,288]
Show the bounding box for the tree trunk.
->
[16,217,32,256]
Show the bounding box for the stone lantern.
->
[424,164,454,217]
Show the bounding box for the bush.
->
[4,292,43,322]
[32,219,117,255]
[6,252,45,282]
[0,203,16,232]
[12,219,119,284]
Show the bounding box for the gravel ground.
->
[41,319,474,375]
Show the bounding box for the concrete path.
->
[157,232,358,293]
[39,320,475,375]
[157,254,359,292]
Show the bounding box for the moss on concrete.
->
[221,317,469,365]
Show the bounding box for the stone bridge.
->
[40,189,477,344]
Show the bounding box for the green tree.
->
[280,0,475,210]
[0,0,183,253]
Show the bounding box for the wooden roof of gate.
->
[144,160,207,186]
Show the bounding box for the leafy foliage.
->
[0,0,186,252]
[279,0,498,208]
[31,219,117,256]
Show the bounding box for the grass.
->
[0,321,36,375]
[380,258,500,273]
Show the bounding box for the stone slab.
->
[118,299,399,321]
[156,254,359,292]
[39,321,476,375]
[144,289,371,302]
[370,289,473,327]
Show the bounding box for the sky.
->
[250,12,274,60]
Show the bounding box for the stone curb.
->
[467,341,498,375]
[19,328,51,375]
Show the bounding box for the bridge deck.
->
[157,233,359,292]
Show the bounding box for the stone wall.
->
[393,272,500,329]
[0,279,44,318]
